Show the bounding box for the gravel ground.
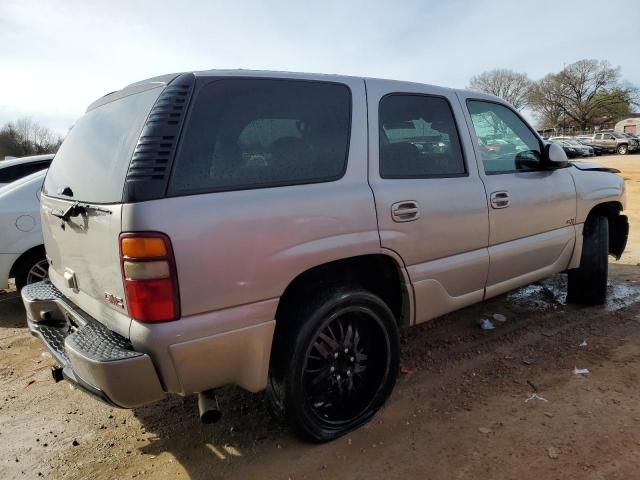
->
[1,155,639,480]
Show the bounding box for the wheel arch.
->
[9,244,46,279]
[586,202,627,260]
[275,253,413,330]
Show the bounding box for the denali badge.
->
[104,292,125,309]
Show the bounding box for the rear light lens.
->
[123,261,170,280]
[120,233,180,323]
[121,237,167,258]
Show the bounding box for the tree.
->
[0,117,63,159]
[528,59,637,131]
[468,69,532,111]
[528,75,566,130]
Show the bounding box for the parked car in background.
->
[549,137,594,157]
[621,133,640,150]
[0,154,54,188]
[574,138,606,156]
[21,70,628,442]
[548,139,582,158]
[0,170,48,290]
[589,132,637,155]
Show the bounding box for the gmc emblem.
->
[104,292,124,309]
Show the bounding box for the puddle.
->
[506,275,640,312]
[507,276,566,312]
[606,281,640,311]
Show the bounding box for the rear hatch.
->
[41,82,167,338]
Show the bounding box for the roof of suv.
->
[91,69,504,111]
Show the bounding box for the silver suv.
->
[23,71,628,442]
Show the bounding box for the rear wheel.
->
[617,144,628,155]
[14,250,48,291]
[567,215,608,305]
[269,289,399,442]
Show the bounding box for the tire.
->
[268,288,400,442]
[567,215,608,305]
[14,249,48,291]
[617,144,628,155]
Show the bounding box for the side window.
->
[595,134,602,140]
[21,162,50,177]
[467,100,542,174]
[0,165,21,183]
[605,134,614,140]
[379,94,466,178]
[169,79,351,195]
[237,119,301,167]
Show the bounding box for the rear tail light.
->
[120,233,180,323]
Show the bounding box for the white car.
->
[0,169,48,290]
[0,154,53,188]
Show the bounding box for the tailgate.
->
[41,195,131,337]
[37,82,168,339]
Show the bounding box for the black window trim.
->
[378,92,469,180]
[465,98,546,176]
[166,77,353,198]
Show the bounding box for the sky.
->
[1,0,638,136]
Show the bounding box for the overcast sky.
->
[1,0,638,135]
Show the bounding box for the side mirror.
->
[543,142,569,168]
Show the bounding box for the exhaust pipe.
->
[51,367,64,383]
[198,390,222,424]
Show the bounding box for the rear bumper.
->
[22,281,277,408]
[22,281,165,408]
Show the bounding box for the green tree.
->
[528,60,637,131]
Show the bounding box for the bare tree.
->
[0,117,63,159]
[528,75,566,129]
[468,69,532,111]
[528,60,636,131]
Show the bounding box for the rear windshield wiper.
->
[51,202,82,222]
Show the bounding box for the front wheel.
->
[567,215,608,305]
[269,289,400,442]
[617,144,628,155]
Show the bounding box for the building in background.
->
[614,114,640,134]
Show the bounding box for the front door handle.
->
[391,200,420,222]
[490,191,510,209]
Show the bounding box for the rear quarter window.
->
[168,78,352,195]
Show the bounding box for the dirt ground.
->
[2,155,640,480]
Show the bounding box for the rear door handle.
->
[391,200,420,222]
[490,191,510,209]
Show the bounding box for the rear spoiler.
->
[86,73,181,112]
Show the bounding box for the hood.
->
[571,161,620,174]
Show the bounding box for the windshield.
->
[43,86,163,203]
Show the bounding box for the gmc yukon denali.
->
[22,71,628,442]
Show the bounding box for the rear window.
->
[168,79,351,195]
[43,86,163,203]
